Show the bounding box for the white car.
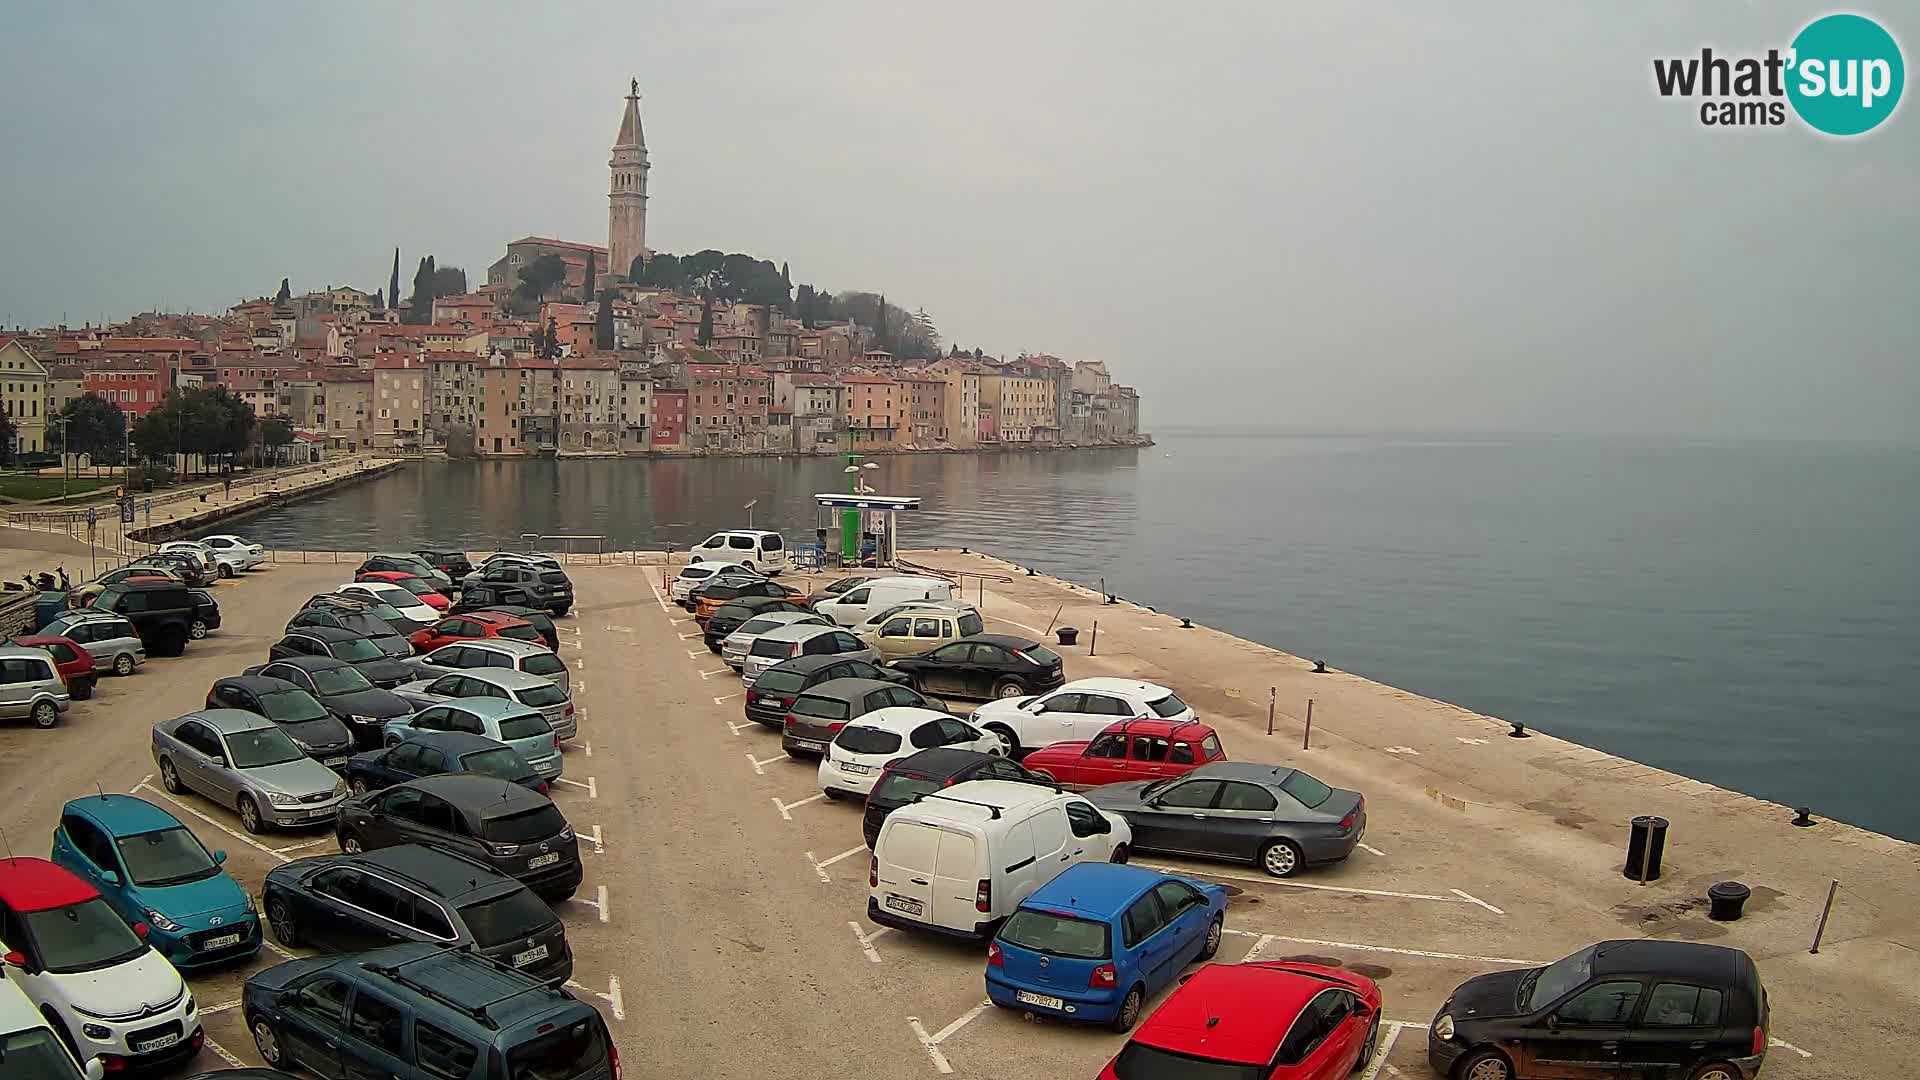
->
[337,582,438,624]
[686,529,788,574]
[197,534,266,572]
[159,540,250,579]
[670,560,755,604]
[818,707,1004,798]
[968,678,1196,754]
[721,610,828,669]
[0,858,201,1072]
[0,976,105,1078]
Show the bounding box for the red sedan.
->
[1098,961,1383,1080]
[1020,718,1226,789]
[356,570,451,611]
[407,611,543,653]
[9,634,98,700]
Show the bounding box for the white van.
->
[815,576,956,627]
[687,530,788,575]
[868,780,1131,939]
[0,964,106,1079]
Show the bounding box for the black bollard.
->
[1707,881,1751,921]
[1623,815,1669,881]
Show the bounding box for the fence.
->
[1,456,403,533]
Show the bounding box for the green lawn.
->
[0,474,124,501]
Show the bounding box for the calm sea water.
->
[230,431,1920,840]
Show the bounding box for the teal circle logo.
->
[1787,14,1905,135]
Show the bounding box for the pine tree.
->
[875,293,888,351]
[544,316,561,358]
[582,252,597,304]
[389,248,400,311]
[373,288,384,309]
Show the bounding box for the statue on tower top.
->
[630,77,638,97]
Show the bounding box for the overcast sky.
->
[3,2,1914,441]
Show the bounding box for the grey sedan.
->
[152,708,348,833]
[1085,761,1366,877]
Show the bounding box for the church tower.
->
[608,79,650,283]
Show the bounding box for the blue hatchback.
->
[986,862,1228,1032]
[50,793,261,969]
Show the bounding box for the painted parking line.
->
[726,721,757,736]
[602,625,635,634]
[134,783,289,863]
[643,573,673,614]
[713,692,742,704]
[686,649,706,659]
[273,837,334,854]
[680,632,702,640]
[564,976,627,1021]
[907,999,992,1075]
[698,667,731,679]
[849,921,886,963]
[1358,841,1389,857]
[745,752,789,776]
[807,845,868,883]
[581,825,605,854]
[1449,889,1505,915]
[1137,862,1504,913]
[1221,928,1542,967]
[772,793,826,821]
[571,885,611,924]
[203,1036,246,1068]
[555,776,597,798]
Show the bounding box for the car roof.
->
[443,696,543,720]
[907,779,1064,825]
[712,529,781,538]
[1588,940,1751,982]
[184,708,280,734]
[454,638,548,657]
[461,612,529,627]
[799,677,896,701]
[352,844,516,901]
[0,644,56,662]
[858,575,950,588]
[1131,962,1367,1065]
[1063,677,1174,697]
[437,668,552,692]
[61,793,182,835]
[1187,761,1306,784]
[966,634,1040,649]
[735,611,818,627]
[1023,862,1166,917]
[760,654,842,675]
[398,730,512,755]
[10,634,77,648]
[758,622,841,642]
[216,675,302,694]
[714,596,795,612]
[286,625,363,641]
[406,773,548,813]
[849,707,954,733]
[269,655,355,672]
[889,747,997,778]
[1092,718,1215,740]
[347,941,584,1030]
[360,570,422,580]
[49,611,130,627]
[471,605,549,621]
[0,856,97,912]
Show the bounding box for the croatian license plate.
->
[323,756,348,767]
[840,762,873,775]
[527,852,560,869]
[202,933,242,950]
[884,895,923,916]
[512,943,550,967]
[1015,990,1065,1011]
[135,1032,181,1053]
[793,738,825,752]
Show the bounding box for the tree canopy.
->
[631,250,790,308]
[515,255,568,306]
[52,393,127,466]
[131,387,257,473]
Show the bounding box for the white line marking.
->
[698,667,730,679]
[564,977,627,1021]
[1384,745,1421,755]
[727,721,755,736]
[806,845,867,882]
[1450,888,1506,915]
[929,999,993,1045]
[679,632,701,640]
[747,752,787,775]
[583,825,604,853]
[644,572,672,613]
[135,783,288,863]
[986,614,1047,637]
[713,692,742,703]
[603,625,634,633]
[201,999,243,1016]
[1360,1023,1403,1080]
[1358,841,1388,857]
[204,1036,245,1068]
[555,776,597,798]
[772,792,826,820]
[849,921,884,963]
[907,1018,952,1074]
[1138,862,1491,908]
[1222,929,1541,966]
[572,885,610,923]
[137,773,152,789]
[273,837,334,854]
[1456,736,1488,745]
[1240,932,1276,961]
[687,649,705,659]
[583,740,592,757]
[1770,1038,1813,1058]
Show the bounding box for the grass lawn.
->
[0,474,124,501]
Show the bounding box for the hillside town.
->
[0,83,1146,463]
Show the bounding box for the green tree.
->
[430,265,467,296]
[794,284,816,329]
[275,278,291,302]
[515,254,567,306]
[407,256,435,323]
[595,292,615,351]
[373,288,384,309]
[542,316,561,359]
[389,248,401,311]
[0,409,15,467]
[697,290,714,345]
[260,418,295,465]
[54,393,127,468]
[582,252,597,303]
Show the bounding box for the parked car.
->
[449,580,537,615]
[781,677,936,758]
[356,570,451,611]
[285,605,410,658]
[381,698,563,781]
[43,612,145,676]
[465,604,560,650]
[703,596,815,653]
[857,603,988,661]
[861,748,1048,848]
[245,658,415,750]
[139,550,216,588]
[50,793,261,970]
[1087,761,1365,878]
[242,942,614,1080]
[988,863,1228,1031]
[0,857,204,1072]
[161,539,252,579]
[8,634,97,700]
[813,575,956,627]
[478,551,561,572]
[411,548,474,579]
[267,626,415,688]
[686,529,789,573]
[336,581,439,625]
[1099,960,1383,1080]
[345,731,547,796]
[970,678,1197,755]
[356,552,452,589]
[0,977,105,1079]
[194,533,267,572]
[1429,940,1769,1080]
[692,575,803,627]
[741,623,878,682]
[186,588,221,639]
[90,580,199,656]
[70,564,181,606]
[820,707,1003,799]
[1020,719,1226,790]
[460,561,574,616]
[298,591,428,635]
[744,655,908,729]
[889,634,1066,701]
[391,668,576,740]
[804,573,878,608]
[406,638,570,694]
[408,611,546,655]
[0,643,71,728]
[262,844,572,984]
[206,676,356,767]
[719,610,828,669]
[868,780,1131,939]
[670,560,755,606]
[333,774,581,899]
[153,709,349,833]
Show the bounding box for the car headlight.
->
[1435,1013,1455,1040]
[333,779,348,797]
[289,736,313,751]
[265,791,297,806]
[82,1023,110,1041]
[350,714,378,724]
[243,893,257,915]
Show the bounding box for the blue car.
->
[49,793,261,969]
[985,862,1227,1032]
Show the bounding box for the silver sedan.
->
[151,709,346,833]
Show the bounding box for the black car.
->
[690,574,796,616]
[187,588,222,639]
[184,1071,300,1079]
[267,626,415,688]
[1430,941,1768,1080]
[861,747,1049,847]
[297,592,429,636]
[355,553,449,587]
[262,843,572,985]
[246,657,415,750]
[461,562,574,616]
[887,634,1067,700]
[413,548,475,580]
[1087,761,1366,878]
[92,580,199,656]
[142,550,217,587]
[450,580,537,614]
[334,774,582,900]
[704,596,813,651]
[206,675,356,767]
[345,730,548,796]
[461,604,559,651]
[781,677,934,758]
[744,655,909,728]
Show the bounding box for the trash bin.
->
[1622,815,1669,881]
[32,590,68,632]
[1056,627,1079,647]
[1708,881,1751,921]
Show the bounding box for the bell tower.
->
[608,78,650,283]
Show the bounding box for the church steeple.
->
[608,79,650,283]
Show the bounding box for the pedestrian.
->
[224,477,232,499]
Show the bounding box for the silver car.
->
[406,638,570,694]
[152,708,347,833]
[380,697,563,780]
[43,612,146,676]
[721,610,829,669]
[741,623,880,685]
[0,644,71,729]
[391,668,577,740]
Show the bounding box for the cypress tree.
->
[595,292,615,351]
[875,293,887,350]
[388,248,401,310]
[275,278,291,302]
[583,252,597,304]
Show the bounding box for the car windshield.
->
[23,898,147,974]
[998,909,1111,960]
[521,653,566,677]
[498,713,553,741]
[736,617,784,636]
[1278,770,1333,809]
[1147,692,1189,718]
[680,567,713,580]
[504,1015,609,1080]
[500,625,544,643]
[361,602,407,622]
[871,771,944,804]
[115,826,219,887]
[257,689,330,723]
[0,1027,86,1078]
[517,684,567,708]
[835,726,902,755]
[458,889,558,947]
[226,726,307,768]
[1018,644,1062,666]
[749,638,796,658]
[330,638,384,662]
[460,747,533,782]
[483,804,568,843]
[394,577,437,597]
[1111,1041,1263,1080]
[1522,945,1596,1010]
[299,661,372,693]
[751,670,806,694]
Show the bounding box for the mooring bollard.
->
[1707,881,1751,921]
[1624,815,1669,883]
[1055,626,1078,647]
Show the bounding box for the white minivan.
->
[868,780,1131,939]
[687,530,788,575]
[815,576,956,627]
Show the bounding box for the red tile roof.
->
[508,236,609,256]
[101,336,198,352]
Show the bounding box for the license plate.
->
[135,1033,181,1053]
[201,933,242,950]
[527,852,560,869]
[793,738,825,752]
[1015,990,1065,1011]
[884,895,924,916]
[323,756,348,767]
[512,943,550,967]
[839,761,873,775]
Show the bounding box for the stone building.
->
[608,80,651,281]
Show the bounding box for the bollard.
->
[1809,879,1839,953]
[1707,881,1751,921]
[1055,626,1079,647]
[1624,816,1668,883]
[1792,807,1816,827]
[1312,658,1327,673]
[1044,605,1063,635]
[1266,687,1276,736]
[1180,617,1192,628]
[1508,721,1530,738]
[1089,619,1098,657]
[1302,698,1314,749]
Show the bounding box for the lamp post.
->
[49,416,71,502]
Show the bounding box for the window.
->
[408,895,455,939]
[1121,893,1165,948]
[1065,801,1106,838]
[387,742,427,773]
[1087,695,1134,717]
[1132,736,1171,762]
[1200,734,1224,761]
[378,787,426,822]
[958,612,984,636]
[0,658,50,684]
[879,618,911,638]
[935,719,977,744]
[292,976,351,1028]
[1642,983,1723,1027]
[1278,771,1334,809]
[1156,779,1220,809]
[1038,693,1084,714]
[1276,990,1351,1066]
[1216,782,1278,812]
[1556,980,1644,1025]
[1087,734,1127,759]
[907,723,945,750]
[348,993,407,1057]
[1151,879,1204,916]
[1169,741,1196,765]
[414,1021,480,1080]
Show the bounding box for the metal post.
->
[1266,687,1276,736]
[1809,879,1839,953]
[1089,620,1098,657]
[1638,827,1654,886]
[1044,605,1063,635]
[1302,698,1313,749]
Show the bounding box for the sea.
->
[229,429,1920,841]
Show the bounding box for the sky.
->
[2,2,1915,442]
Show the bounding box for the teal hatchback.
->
[49,793,261,970]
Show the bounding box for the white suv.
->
[968,677,1196,754]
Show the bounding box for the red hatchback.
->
[407,611,544,653]
[1020,718,1225,789]
[1099,961,1383,1080]
[9,634,98,700]
[356,570,451,611]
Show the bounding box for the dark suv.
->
[207,675,356,767]
[92,580,198,656]
[413,549,476,580]
[462,563,573,616]
[300,592,430,635]
[243,942,616,1080]
[288,605,411,657]
[269,626,415,687]
[862,747,1049,848]
[451,581,536,614]
[262,844,573,985]
[781,677,934,758]
[334,774,582,900]
[744,655,908,729]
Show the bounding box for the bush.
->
[124,464,176,490]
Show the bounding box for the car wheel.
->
[983,723,1019,755]
[1260,838,1305,878]
[71,679,93,701]
[822,788,844,801]
[1458,1048,1513,1080]
[189,619,209,640]
[159,758,184,794]
[237,795,268,834]
[218,564,233,579]
[113,653,135,676]
[30,700,58,729]
[1109,843,1130,864]
[707,641,721,654]
[338,831,364,854]
[1689,1065,1742,1080]
[1353,1017,1380,1073]
[251,1017,286,1067]
[1109,985,1145,1033]
[1199,915,1223,960]
[266,897,299,946]
[993,678,1025,699]
[349,778,369,796]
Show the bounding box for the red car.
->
[407,611,544,653]
[9,634,98,700]
[356,570,451,611]
[1020,718,1226,789]
[1098,961,1383,1080]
